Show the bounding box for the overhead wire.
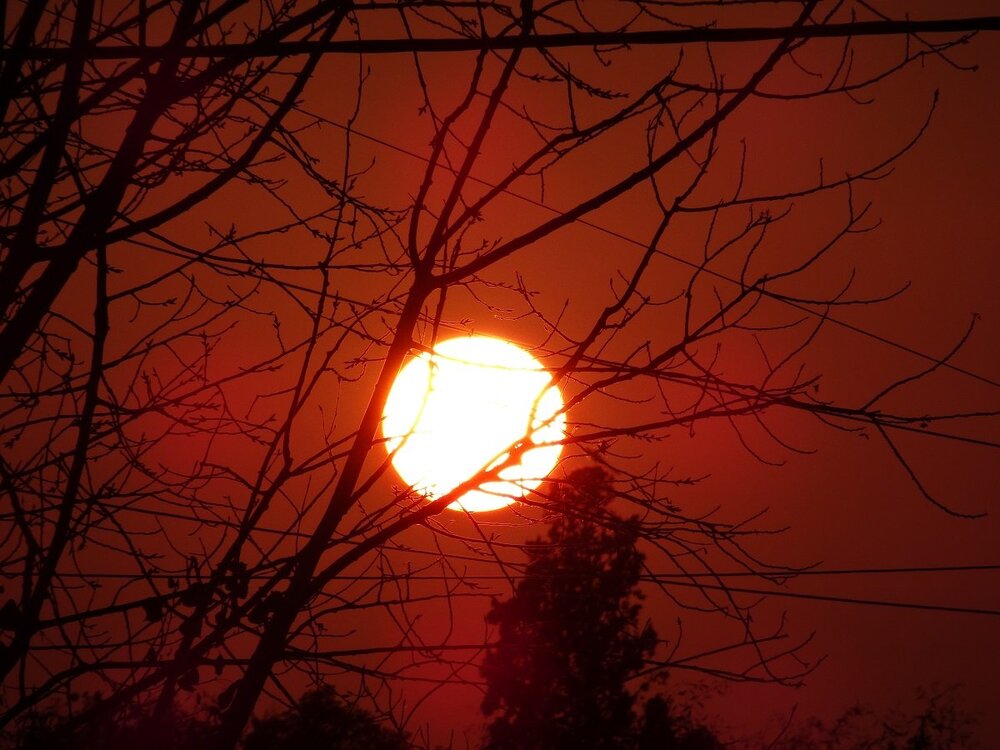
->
[307,112,1000,390]
[14,564,1000,617]
[5,96,998,633]
[9,499,1000,614]
[18,563,1000,579]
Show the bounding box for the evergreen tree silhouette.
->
[481,467,721,749]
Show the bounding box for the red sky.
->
[317,5,1000,742]
[3,2,999,746]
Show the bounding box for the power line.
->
[653,564,1000,579]
[661,579,1000,618]
[316,115,1000,390]
[8,17,1000,62]
[12,564,999,617]
[9,496,1000,576]
[16,563,1000,580]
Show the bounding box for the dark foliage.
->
[760,686,981,750]
[1,686,405,750]
[242,686,409,750]
[1,694,216,750]
[638,695,725,750]
[481,467,721,749]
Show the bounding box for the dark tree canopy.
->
[481,467,720,750]
[759,687,981,750]
[638,695,724,750]
[1,694,216,750]
[2,686,407,750]
[242,686,409,750]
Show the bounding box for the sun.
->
[381,336,566,512]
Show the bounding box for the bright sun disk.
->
[381,336,565,512]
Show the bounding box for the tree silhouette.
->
[638,695,723,750]
[1,3,997,748]
[242,685,408,750]
[1,693,216,750]
[1,684,405,750]
[759,686,981,750]
[481,467,721,750]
